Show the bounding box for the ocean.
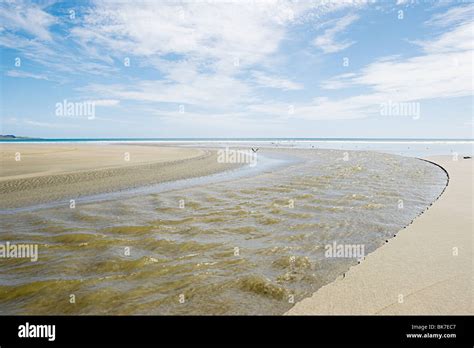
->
[1,138,472,158]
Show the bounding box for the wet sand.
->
[0,144,238,209]
[287,156,472,315]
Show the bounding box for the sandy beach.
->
[0,144,239,209]
[1,144,456,315]
[287,155,473,315]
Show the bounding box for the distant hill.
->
[0,135,37,140]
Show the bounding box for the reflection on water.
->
[0,149,447,314]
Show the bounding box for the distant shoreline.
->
[1,137,473,143]
[2,138,471,160]
[0,135,38,140]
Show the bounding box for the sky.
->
[0,0,472,139]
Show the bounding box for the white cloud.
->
[0,0,364,113]
[326,19,472,97]
[308,9,473,120]
[70,1,362,110]
[69,1,312,110]
[313,14,359,53]
[92,99,120,107]
[72,1,293,69]
[411,24,472,53]
[5,70,49,80]
[0,30,117,78]
[0,1,56,41]
[248,96,376,121]
[425,4,474,27]
[83,74,253,108]
[252,71,303,90]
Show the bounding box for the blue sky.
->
[0,0,472,138]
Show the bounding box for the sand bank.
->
[287,155,472,315]
[0,144,238,209]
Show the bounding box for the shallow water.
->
[0,149,447,315]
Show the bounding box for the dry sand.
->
[0,143,238,209]
[287,156,473,315]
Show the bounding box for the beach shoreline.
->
[286,155,472,315]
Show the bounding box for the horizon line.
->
[1,136,473,142]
